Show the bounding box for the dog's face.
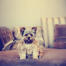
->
[20,27,37,44]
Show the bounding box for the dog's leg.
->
[19,49,26,60]
[33,46,38,59]
[17,43,26,60]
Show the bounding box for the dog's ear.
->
[20,27,25,36]
[32,27,37,34]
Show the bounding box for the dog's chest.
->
[23,44,34,54]
[24,44,34,49]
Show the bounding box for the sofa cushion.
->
[54,24,66,49]
[12,27,22,40]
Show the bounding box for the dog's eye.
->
[30,34,33,36]
[25,34,28,36]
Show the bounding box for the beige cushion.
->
[12,26,22,40]
[41,17,66,48]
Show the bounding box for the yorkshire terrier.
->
[17,27,39,60]
[2,26,43,60]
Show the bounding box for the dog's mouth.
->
[24,38,33,44]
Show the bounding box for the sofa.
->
[0,17,66,66]
[0,17,66,50]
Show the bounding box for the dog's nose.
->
[28,37,30,39]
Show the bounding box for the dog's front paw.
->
[19,54,26,60]
[33,55,38,60]
[20,56,26,60]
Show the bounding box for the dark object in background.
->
[0,39,4,51]
[54,25,66,49]
[0,27,13,51]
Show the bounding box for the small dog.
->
[17,27,39,60]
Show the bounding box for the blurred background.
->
[0,0,66,28]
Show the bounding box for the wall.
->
[0,0,66,28]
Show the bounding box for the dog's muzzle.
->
[24,37,33,44]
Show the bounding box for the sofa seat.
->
[0,49,66,66]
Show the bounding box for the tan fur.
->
[17,40,39,60]
[17,27,40,60]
